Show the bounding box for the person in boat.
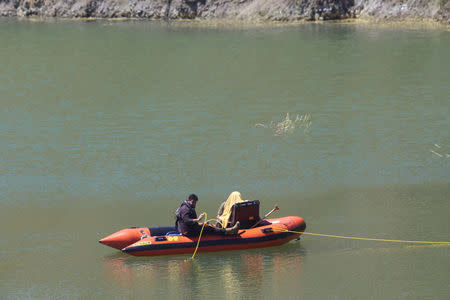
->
[175,193,240,237]
[216,202,225,226]
[216,191,246,228]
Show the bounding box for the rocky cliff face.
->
[0,0,448,23]
[353,0,448,23]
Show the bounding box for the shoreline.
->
[0,0,448,29]
[3,15,449,31]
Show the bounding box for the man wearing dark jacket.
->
[175,194,239,237]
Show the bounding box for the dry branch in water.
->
[255,113,312,136]
[430,143,449,158]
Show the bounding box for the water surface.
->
[0,20,449,299]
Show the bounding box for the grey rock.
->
[0,0,447,23]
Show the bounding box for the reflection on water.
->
[102,255,134,289]
[102,243,305,299]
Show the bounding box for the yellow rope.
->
[276,229,450,245]
[189,212,208,260]
[206,218,220,226]
[187,221,449,261]
[215,219,224,228]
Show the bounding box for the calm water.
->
[0,19,449,299]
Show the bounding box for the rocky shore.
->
[0,0,448,24]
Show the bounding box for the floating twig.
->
[256,113,312,136]
[430,150,443,157]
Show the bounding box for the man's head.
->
[187,194,198,207]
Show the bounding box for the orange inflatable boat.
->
[99,201,306,256]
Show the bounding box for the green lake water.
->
[0,19,449,299]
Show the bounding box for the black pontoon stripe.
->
[124,231,300,253]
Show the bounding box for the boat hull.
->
[99,227,151,250]
[104,216,306,257]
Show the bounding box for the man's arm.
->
[180,207,204,224]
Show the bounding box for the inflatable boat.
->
[99,201,306,256]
